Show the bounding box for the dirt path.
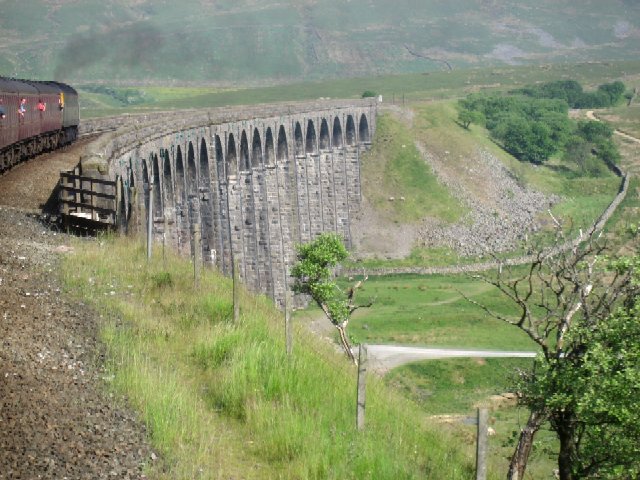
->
[586,109,640,145]
[366,345,537,374]
[0,144,154,479]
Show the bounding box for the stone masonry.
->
[81,100,376,308]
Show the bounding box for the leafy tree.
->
[572,120,621,172]
[457,107,484,129]
[563,138,608,177]
[466,229,640,479]
[361,90,377,98]
[576,120,613,143]
[497,117,557,164]
[291,233,371,363]
[514,80,585,107]
[597,80,626,105]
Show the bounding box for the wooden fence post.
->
[476,408,489,480]
[356,344,368,430]
[285,290,293,356]
[162,214,168,267]
[146,183,153,261]
[193,222,201,287]
[233,258,240,322]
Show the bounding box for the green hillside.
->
[2,0,640,84]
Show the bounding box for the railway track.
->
[0,136,97,213]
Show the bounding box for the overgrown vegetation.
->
[564,120,620,176]
[457,80,623,168]
[61,235,474,479]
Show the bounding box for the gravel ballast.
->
[0,143,155,479]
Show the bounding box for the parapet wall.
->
[82,99,377,307]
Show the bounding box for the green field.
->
[76,60,640,118]
[341,273,533,349]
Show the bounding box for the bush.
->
[514,79,626,108]
[361,90,377,98]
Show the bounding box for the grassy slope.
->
[360,112,466,224]
[384,357,558,478]
[62,236,478,479]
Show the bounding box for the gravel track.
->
[0,143,155,479]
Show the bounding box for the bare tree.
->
[464,227,639,479]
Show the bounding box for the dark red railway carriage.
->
[0,77,79,172]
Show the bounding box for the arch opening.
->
[345,115,356,146]
[333,117,343,148]
[152,153,162,216]
[319,118,330,150]
[251,128,262,167]
[239,130,250,171]
[215,134,224,180]
[200,138,211,185]
[128,166,135,225]
[175,146,186,206]
[305,119,317,154]
[265,127,275,165]
[226,134,237,178]
[142,160,150,187]
[187,141,197,196]
[199,137,216,265]
[277,125,288,161]
[163,150,174,209]
[117,176,127,232]
[359,114,370,142]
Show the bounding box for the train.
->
[0,77,79,172]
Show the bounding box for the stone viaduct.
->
[80,100,377,307]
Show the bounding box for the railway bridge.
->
[73,100,377,306]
